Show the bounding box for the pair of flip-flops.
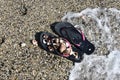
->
[35,22,95,62]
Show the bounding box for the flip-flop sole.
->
[35,31,83,62]
[50,22,95,55]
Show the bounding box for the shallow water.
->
[62,8,120,80]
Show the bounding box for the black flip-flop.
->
[50,22,95,55]
[35,31,83,62]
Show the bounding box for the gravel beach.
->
[0,0,120,80]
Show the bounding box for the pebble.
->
[20,4,27,16]
[32,70,37,76]
[32,39,38,46]
[0,37,5,45]
[20,42,26,47]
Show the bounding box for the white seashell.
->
[20,43,26,47]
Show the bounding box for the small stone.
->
[20,4,27,16]
[32,39,38,46]
[20,42,26,47]
[0,37,5,45]
[32,70,37,76]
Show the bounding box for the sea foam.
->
[62,8,120,80]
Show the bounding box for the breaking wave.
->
[62,8,120,80]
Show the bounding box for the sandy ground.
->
[0,0,120,80]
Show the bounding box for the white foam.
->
[69,50,120,80]
[62,8,120,80]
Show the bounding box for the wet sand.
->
[0,0,120,80]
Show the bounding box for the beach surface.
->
[0,0,120,80]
